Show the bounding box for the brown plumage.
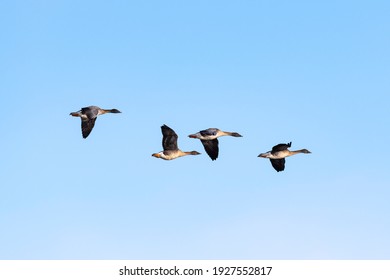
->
[70,106,121,138]
[152,125,201,160]
[188,128,242,160]
[258,142,311,172]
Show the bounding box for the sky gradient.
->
[1,0,389,259]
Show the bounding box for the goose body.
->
[152,125,201,160]
[258,142,311,172]
[188,128,242,160]
[70,106,121,138]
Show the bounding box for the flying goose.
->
[152,125,201,160]
[188,128,242,160]
[70,106,121,138]
[258,142,311,172]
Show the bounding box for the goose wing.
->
[81,106,99,119]
[201,139,219,160]
[199,128,218,137]
[81,118,97,138]
[271,142,292,153]
[161,125,178,150]
[270,158,286,172]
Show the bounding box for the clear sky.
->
[1,0,389,259]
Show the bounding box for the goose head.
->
[258,152,271,158]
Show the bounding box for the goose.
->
[258,142,311,172]
[152,125,201,160]
[70,106,121,138]
[188,128,242,160]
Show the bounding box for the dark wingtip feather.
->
[270,158,286,172]
[201,139,219,161]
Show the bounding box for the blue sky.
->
[1,0,389,259]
